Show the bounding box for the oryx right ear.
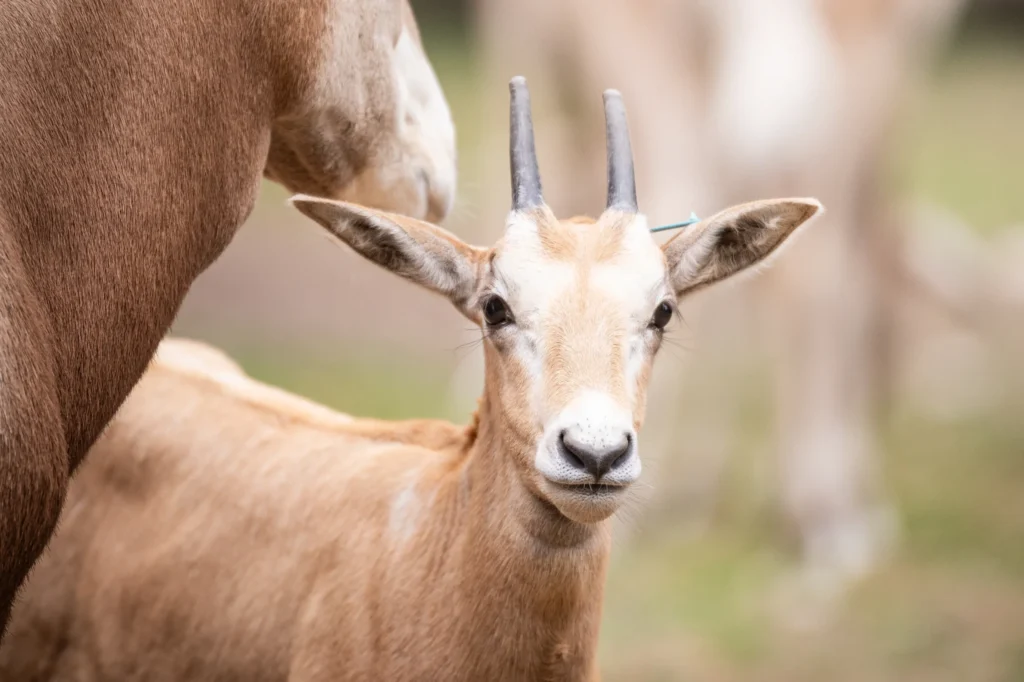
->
[290,196,486,316]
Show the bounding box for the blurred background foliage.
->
[172,2,1024,680]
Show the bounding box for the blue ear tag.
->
[650,212,700,233]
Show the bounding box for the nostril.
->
[558,430,586,470]
[610,433,633,471]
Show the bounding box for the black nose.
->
[558,430,633,481]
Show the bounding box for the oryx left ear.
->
[662,198,822,298]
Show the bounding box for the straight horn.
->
[603,89,637,212]
[509,76,543,210]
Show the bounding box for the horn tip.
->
[603,88,623,101]
[510,75,528,90]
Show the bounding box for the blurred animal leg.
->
[774,211,894,594]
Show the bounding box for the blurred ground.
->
[172,9,1024,682]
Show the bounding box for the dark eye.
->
[483,296,512,327]
[651,301,673,331]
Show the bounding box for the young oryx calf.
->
[0,79,820,682]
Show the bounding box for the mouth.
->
[550,481,628,496]
[540,479,630,524]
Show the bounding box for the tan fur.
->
[0,0,452,634]
[541,223,631,412]
[154,339,357,431]
[0,338,607,682]
[536,214,626,264]
[545,284,630,412]
[0,186,818,679]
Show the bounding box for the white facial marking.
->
[617,212,658,257]
[592,218,667,313]
[493,211,575,403]
[592,215,669,402]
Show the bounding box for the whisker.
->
[451,332,486,364]
[675,312,693,335]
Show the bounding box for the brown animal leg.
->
[0,235,69,638]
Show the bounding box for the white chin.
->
[541,480,627,524]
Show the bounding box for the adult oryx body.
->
[0,0,455,633]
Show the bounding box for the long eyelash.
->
[675,309,691,334]
[658,316,697,360]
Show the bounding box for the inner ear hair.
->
[664,197,822,297]
[289,195,485,312]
